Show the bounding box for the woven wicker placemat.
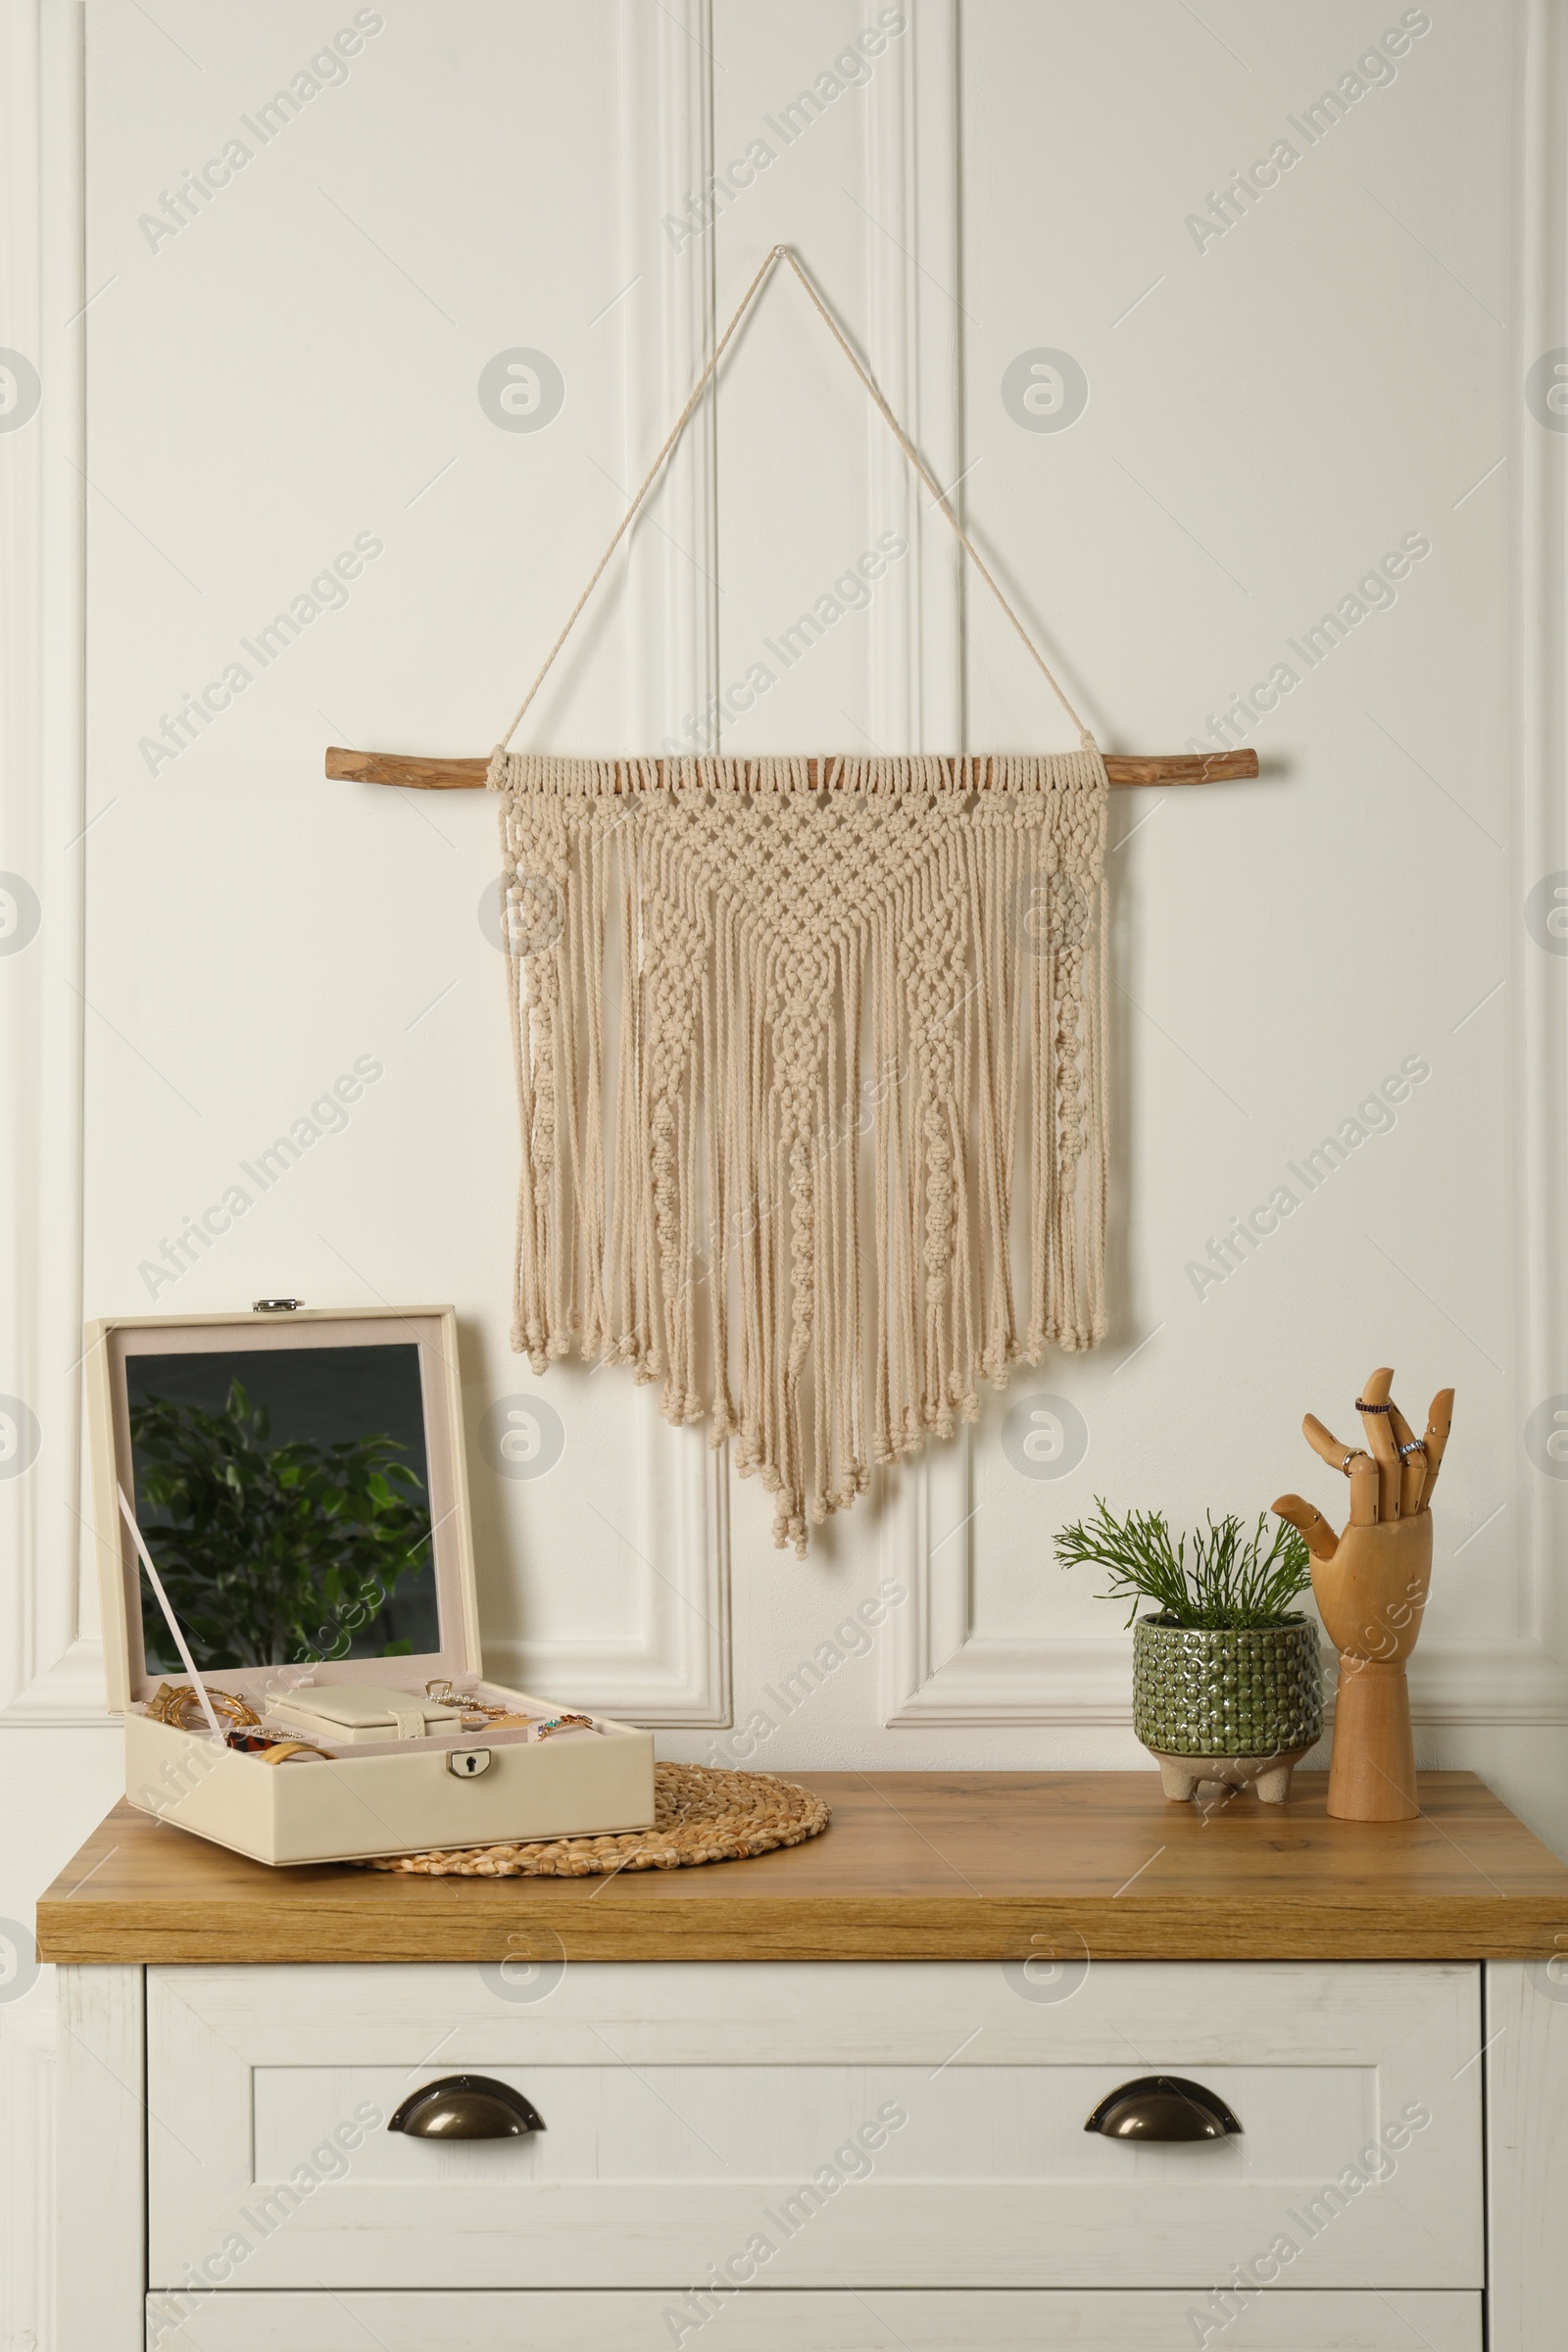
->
[360,1760,830,1877]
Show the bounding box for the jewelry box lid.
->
[84,1305,482,1716]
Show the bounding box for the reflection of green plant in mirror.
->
[129,1380,432,1669]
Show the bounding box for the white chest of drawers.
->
[145,1958,1481,2297]
[37,1773,1568,2352]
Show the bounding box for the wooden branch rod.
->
[324,748,1258,791]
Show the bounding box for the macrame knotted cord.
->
[491,751,1108,1556]
[485,249,1111,1555]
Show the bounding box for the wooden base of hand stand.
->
[1328,1656,1419,1822]
[1276,1366,1451,1828]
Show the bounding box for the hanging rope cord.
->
[494,243,1094,755]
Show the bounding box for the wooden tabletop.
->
[36,1770,1568,1964]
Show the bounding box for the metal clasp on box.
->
[449,1747,491,1778]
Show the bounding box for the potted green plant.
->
[1056,1501,1323,1803]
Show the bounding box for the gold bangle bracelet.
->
[146,1682,263,1735]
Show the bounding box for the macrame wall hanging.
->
[327,247,1255,1555]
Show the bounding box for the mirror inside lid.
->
[95,1307,479,1709]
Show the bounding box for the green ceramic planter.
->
[1132,1615,1323,1759]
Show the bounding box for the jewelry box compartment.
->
[87,1304,656,1866]
[122,1683,655,1867]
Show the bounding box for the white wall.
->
[4,0,1568,2047]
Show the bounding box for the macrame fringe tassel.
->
[490,751,1108,1557]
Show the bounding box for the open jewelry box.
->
[85,1304,656,1865]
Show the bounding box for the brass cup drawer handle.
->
[1084,2075,1242,2141]
[388,2074,546,2139]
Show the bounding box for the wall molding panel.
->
[864,0,964,756]
[482,0,732,1729]
[487,1414,731,1728]
[2,0,736,1738]
[0,2,1561,1737]
[874,3,1568,1735]
[1512,0,1568,1690]
[881,1426,1568,1728]
[618,0,719,757]
[0,4,1555,1752]
[0,0,94,1729]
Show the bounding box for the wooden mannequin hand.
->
[1272,1365,1452,1660]
[1270,1366,1453,1821]
[1298,1513,1432,1666]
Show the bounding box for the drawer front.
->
[149,2289,1484,2352]
[146,1961,1483,2292]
